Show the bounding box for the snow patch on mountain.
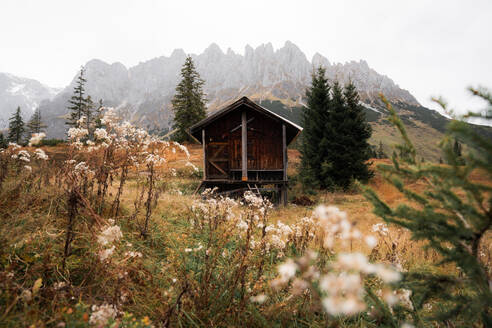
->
[0,72,60,129]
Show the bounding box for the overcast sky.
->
[1,0,491,114]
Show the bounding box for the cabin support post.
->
[281,124,288,206]
[280,184,287,207]
[282,124,287,181]
[241,111,248,181]
[202,129,207,180]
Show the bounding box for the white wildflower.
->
[94,128,111,142]
[237,220,248,231]
[98,246,115,262]
[365,235,378,249]
[89,303,118,326]
[372,223,389,236]
[278,259,298,281]
[34,148,48,160]
[67,127,88,141]
[53,281,67,290]
[125,251,143,258]
[97,225,123,246]
[322,294,366,316]
[28,132,46,146]
[373,265,401,283]
[145,153,165,165]
[333,253,371,272]
[8,142,21,150]
[291,278,309,295]
[17,150,30,162]
[100,108,118,125]
[250,294,268,304]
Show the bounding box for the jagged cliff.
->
[34,41,419,137]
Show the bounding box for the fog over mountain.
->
[0,73,59,129]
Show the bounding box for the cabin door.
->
[206,140,229,179]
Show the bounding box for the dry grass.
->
[2,142,490,327]
[38,144,492,266]
[103,145,489,275]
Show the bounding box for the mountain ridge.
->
[38,41,418,135]
[0,72,59,129]
[1,41,490,161]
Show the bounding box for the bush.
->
[41,138,66,146]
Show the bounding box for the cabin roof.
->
[189,96,303,144]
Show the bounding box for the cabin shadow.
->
[189,96,302,205]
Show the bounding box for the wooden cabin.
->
[189,96,302,205]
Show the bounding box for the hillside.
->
[259,99,492,162]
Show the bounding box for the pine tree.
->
[377,141,386,159]
[66,66,90,128]
[171,56,207,142]
[84,95,95,138]
[364,93,492,326]
[453,138,462,157]
[300,66,332,189]
[301,72,373,190]
[340,81,373,184]
[0,133,7,149]
[452,138,465,165]
[94,99,104,130]
[26,108,47,136]
[7,106,25,144]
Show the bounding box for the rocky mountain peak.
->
[312,53,331,68]
[3,41,423,136]
[0,72,59,128]
[170,48,187,59]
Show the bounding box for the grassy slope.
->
[256,99,492,162]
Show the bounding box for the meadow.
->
[0,111,490,327]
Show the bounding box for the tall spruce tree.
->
[452,138,465,165]
[26,108,47,136]
[300,70,373,190]
[171,56,207,142]
[0,133,7,149]
[7,106,25,144]
[300,66,332,189]
[377,140,387,159]
[341,81,373,183]
[66,66,90,128]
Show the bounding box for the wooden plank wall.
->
[204,105,284,178]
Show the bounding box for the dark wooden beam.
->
[202,129,207,180]
[282,123,287,181]
[242,111,247,181]
[282,124,288,207]
[230,117,255,133]
[208,160,228,176]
